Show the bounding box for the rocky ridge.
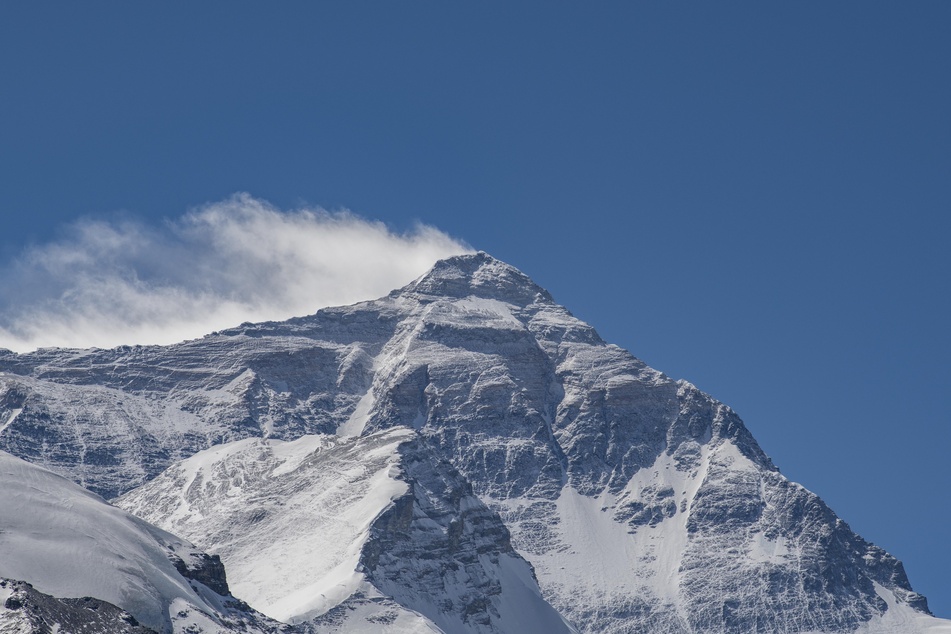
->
[0,578,155,634]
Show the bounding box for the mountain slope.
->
[0,450,282,634]
[116,427,574,633]
[1,252,948,633]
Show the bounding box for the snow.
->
[0,580,33,634]
[0,451,232,634]
[4,252,949,634]
[433,297,524,331]
[711,438,759,472]
[798,584,951,634]
[118,420,575,633]
[366,549,575,634]
[338,388,375,437]
[0,408,21,435]
[269,434,332,477]
[498,432,951,633]
[0,373,212,497]
[746,530,791,564]
[118,428,415,624]
[314,581,445,633]
[0,609,30,634]
[491,554,579,634]
[524,484,679,611]
[499,443,715,614]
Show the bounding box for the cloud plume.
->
[0,194,472,352]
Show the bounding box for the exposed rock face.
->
[0,578,156,634]
[169,552,231,598]
[359,437,572,633]
[0,253,945,633]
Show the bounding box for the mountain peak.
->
[398,251,554,306]
[3,251,949,633]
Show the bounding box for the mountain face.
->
[0,252,947,633]
[116,428,572,634]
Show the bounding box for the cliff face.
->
[0,253,944,633]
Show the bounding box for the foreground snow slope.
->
[2,252,949,633]
[0,450,279,634]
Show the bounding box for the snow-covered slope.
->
[117,427,574,633]
[1,252,948,633]
[117,429,419,625]
[0,450,281,634]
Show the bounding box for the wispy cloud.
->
[0,194,472,352]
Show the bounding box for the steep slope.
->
[0,450,282,634]
[117,427,574,633]
[1,252,948,633]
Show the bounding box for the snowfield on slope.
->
[0,451,275,634]
[118,428,413,624]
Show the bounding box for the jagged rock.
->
[0,578,157,634]
[170,552,231,598]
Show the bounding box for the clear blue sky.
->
[2,2,949,617]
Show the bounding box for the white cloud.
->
[0,194,472,352]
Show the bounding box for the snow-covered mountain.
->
[1,252,948,633]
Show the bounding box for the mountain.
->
[0,252,948,633]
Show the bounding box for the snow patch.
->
[314,581,444,633]
[338,389,375,437]
[0,409,21,435]
[424,296,524,331]
[492,554,579,634]
[269,434,333,477]
[747,531,791,564]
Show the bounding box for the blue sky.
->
[2,2,949,616]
